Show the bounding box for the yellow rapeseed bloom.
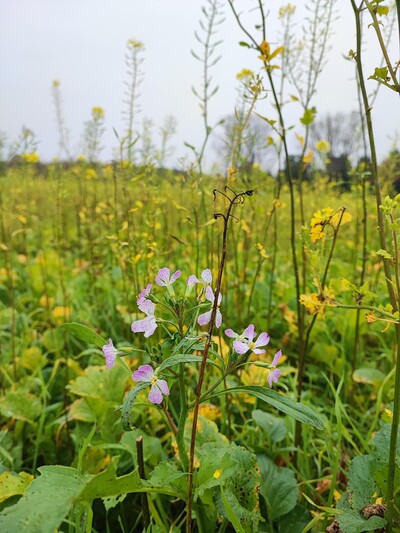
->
[91,107,105,119]
[22,152,40,164]
[315,140,331,153]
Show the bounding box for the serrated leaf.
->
[221,486,246,533]
[337,509,386,533]
[121,383,149,431]
[61,322,106,348]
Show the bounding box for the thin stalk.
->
[136,436,151,529]
[186,188,252,532]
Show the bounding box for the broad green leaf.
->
[347,455,377,510]
[0,391,42,423]
[61,322,106,348]
[352,368,386,385]
[221,486,245,533]
[258,455,298,520]
[278,504,312,533]
[0,466,85,533]
[208,386,324,429]
[251,409,287,443]
[0,471,34,503]
[42,328,65,352]
[337,509,386,533]
[67,364,127,403]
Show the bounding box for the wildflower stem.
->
[161,403,178,437]
[136,436,151,528]
[186,188,251,532]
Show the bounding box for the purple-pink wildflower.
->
[137,283,152,305]
[102,338,119,369]
[131,299,157,337]
[132,364,170,404]
[155,267,181,287]
[225,324,270,355]
[268,350,282,387]
[197,285,222,328]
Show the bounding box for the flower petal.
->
[170,270,181,283]
[143,318,158,338]
[156,379,169,396]
[233,340,249,354]
[186,275,200,287]
[102,339,118,369]
[155,267,170,286]
[268,369,281,388]
[271,349,282,367]
[137,283,152,304]
[198,310,212,326]
[137,298,155,315]
[225,328,238,339]
[201,269,212,285]
[243,324,256,340]
[215,309,222,328]
[132,364,154,382]
[148,384,163,404]
[255,332,270,348]
[205,285,214,303]
[252,348,266,355]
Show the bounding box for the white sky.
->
[0,0,398,168]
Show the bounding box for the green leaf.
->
[221,486,246,533]
[337,509,386,533]
[0,391,42,423]
[208,385,324,429]
[376,248,393,260]
[258,455,298,520]
[61,322,107,348]
[158,354,204,372]
[347,455,377,510]
[121,383,149,431]
[0,466,85,533]
[278,504,311,533]
[238,41,251,48]
[300,107,317,125]
[251,409,287,443]
[352,368,386,386]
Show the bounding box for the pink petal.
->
[255,332,270,348]
[205,285,214,303]
[105,354,116,369]
[233,340,249,354]
[137,283,152,304]
[148,384,163,404]
[215,309,222,328]
[272,349,282,367]
[216,292,222,305]
[253,348,266,355]
[268,369,281,388]
[198,310,211,326]
[156,379,169,396]
[132,364,154,382]
[186,275,200,286]
[170,270,181,283]
[225,328,238,339]
[155,267,170,286]
[102,339,117,367]
[137,299,155,315]
[143,318,158,338]
[201,269,212,285]
[243,324,256,340]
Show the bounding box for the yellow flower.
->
[213,469,222,479]
[22,152,40,164]
[315,140,331,153]
[91,107,105,119]
[236,68,254,80]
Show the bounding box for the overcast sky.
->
[0,0,398,169]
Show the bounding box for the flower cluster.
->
[102,266,283,404]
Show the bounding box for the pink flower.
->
[226,324,270,355]
[131,299,157,337]
[155,267,181,287]
[197,285,222,328]
[268,350,282,387]
[186,268,212,287]
[102,338,120,368]
[137,283,152,305]
[132,364,170,404]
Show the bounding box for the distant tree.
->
[310,111,358,187]
[216,113,271,175]
[379,149,400,192]
[310,111,357,158]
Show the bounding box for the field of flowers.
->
[0,160,399,532]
